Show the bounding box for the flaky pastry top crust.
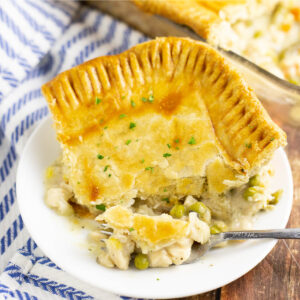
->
[42,37,286,205]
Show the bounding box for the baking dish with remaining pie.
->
[16,37,293,298]
[133,0,300,86]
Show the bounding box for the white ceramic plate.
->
[17,117,293,299]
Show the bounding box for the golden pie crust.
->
[98,205,189,249]
[133,0,281,44]
[42,37,286,207]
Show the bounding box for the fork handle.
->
[222,228,300,240]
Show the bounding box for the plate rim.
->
[16,116,294,299]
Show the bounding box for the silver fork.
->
[99,223,112,239]
[99,224,300,263]
[186,228,300,264]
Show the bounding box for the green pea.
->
[249,175,260,187]
[243,187,257,200]
[170,204,186,218]
[210,225,221,235]
[217,222,227,232]
[269,189,283,205]
[134,253,149,270]
[188,202,207,215]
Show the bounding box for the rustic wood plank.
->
[161,289,219,300]
[181,290,219,300]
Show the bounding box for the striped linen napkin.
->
[0,1,148,299]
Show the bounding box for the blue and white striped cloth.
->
[0,1,148,299]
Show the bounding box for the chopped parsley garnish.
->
[167,144,171,149]
[156,278,160,281]
[99,119,104,124]
[163,153,172,158]
[148,94,154,103]
[270,137,275,141]
[245,143,252,149]
[104,126,108,130]
[95,97,102,104]
[141,95,154,103]
[108,174,112,177]
[131,100,136,107]
[103,165,109,172]
[119,114,127,119]
[95,204,106,211]
[97,154,104,160]
[129,227,134,232]
[145,166,154,172]
[126,139,132,145]
[188,137,196,145]
[162,198,170,203]
[140,159,145,163]
[175,146,179,150]
[77,181,80,185]
[129,122,136,129]
[174,139,179,143]
[163,188,167,192]
[121,95,125,100]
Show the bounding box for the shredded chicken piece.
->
[148,238,193,267]
[105,236,134,270]
[96,251,115,268]
[166,238,193,265]
[148,248,173,267]
[45,187,73,216]
[189,212,210,244]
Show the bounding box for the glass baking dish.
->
[88,1,300,127]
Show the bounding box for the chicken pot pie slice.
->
[43,37,286,270]
[133,1,300,84]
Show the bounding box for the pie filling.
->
[44,157,282,270]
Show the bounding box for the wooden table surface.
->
[86,2,300,299]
